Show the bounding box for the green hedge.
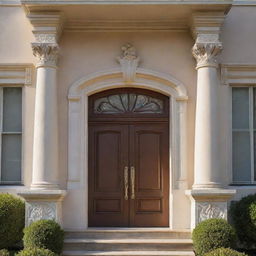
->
[0,250,9,256]
[0,194,25,249]
[15,248,57,256]
[230,194,256,248]
[192,218,237,256]
[23,220,64,254]
[204,248,248,256]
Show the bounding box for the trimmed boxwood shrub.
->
[204,248,248,256]
[23,220,64,254]
[192,218,237,256]
[230,194,256,248]
[0,250,9,256]
[0,194,25,249]
[15,248,57,256]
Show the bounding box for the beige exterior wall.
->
[0,3,256,229]
[0,6,35,192]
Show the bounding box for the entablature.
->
[20,0,232,32]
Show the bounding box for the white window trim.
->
[221,64,256,185]
[0,64,34,186]
[231,86,256,184]
[0,86,23,185]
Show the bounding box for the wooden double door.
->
[88,88,169,227]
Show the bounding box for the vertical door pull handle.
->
[131,166,135,199]
[124,166,129,200]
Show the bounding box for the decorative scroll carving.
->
[27,202,56,226]
[192,42,222,68]
[94,93,163,114]
[197,202,226,223]
[117,43,140,82]
[32,43,59,67]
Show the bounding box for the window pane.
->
[254,88,256,129]
[2,88,22,132]
[254,132,256,181]
[232,88,249,129]
[1,134,21,183]
[232,131,251,183]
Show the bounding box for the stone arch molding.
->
[67,67,188,228]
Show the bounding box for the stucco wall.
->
[0,4,256,229]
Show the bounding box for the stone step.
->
[63,238,193,251]
[65,229,191,239]
[62,250,195,256]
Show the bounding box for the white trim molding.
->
[67,67,188,229]
[221,64,256,86]
[0,64,34,86]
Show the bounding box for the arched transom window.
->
[89,88,169,118]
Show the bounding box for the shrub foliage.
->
[192,218,237,256]
[204,248,248,256]
[230,194,256,248]
[23,220,64,254]
[15,248,57,256]
[0,250,9,256]
[0,194,25,249]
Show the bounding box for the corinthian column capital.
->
[27,12,63,68]
[192,40,222,69]
[191,12,225,69]
[32,43,59,68]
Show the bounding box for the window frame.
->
[0,64,33,188]
[221,64,256,186]
[231,85,256,185]
[0,86,24,185]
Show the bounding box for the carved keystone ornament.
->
[117,43,140,82]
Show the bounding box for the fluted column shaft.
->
[31,43,59,190]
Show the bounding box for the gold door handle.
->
[124,166,129,200]
[131,166,135,199]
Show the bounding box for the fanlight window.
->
[94,93,164,114]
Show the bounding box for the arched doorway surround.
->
[67,67,188,229]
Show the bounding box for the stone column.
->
[192,35,222,189]
[18,12,66,226]
[31,43,59,189]
[186,12,236,228]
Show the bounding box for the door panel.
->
[88,124,129,227]
[129,124,169,227]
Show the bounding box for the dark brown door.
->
[88,124,129,227]
[129,124,169,227]
[88,88,169,227]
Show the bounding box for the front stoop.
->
[63,229,194,256]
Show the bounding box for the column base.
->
[192,182,222,189]
[18,189,67,227]
[30,182,60,190]
[186,189,236,229]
